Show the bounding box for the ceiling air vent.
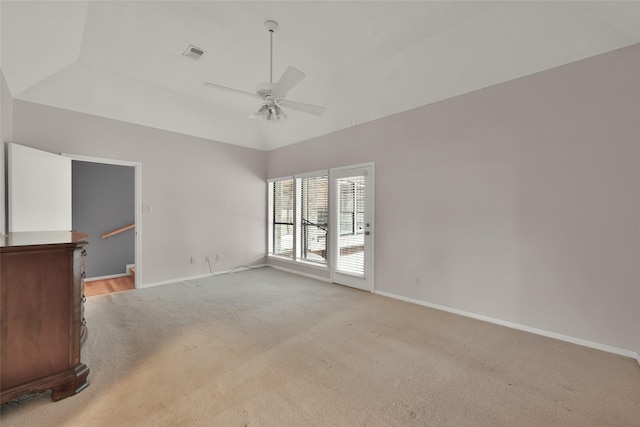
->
[182,44,206,60]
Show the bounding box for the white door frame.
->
[329,162,375,292]
[62,153,142,289]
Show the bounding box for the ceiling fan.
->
[203,20,326,123]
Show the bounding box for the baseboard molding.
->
[269,264,332,283]
[86,272,129,282]
[212,264,268,276]
[373,290,640,365]
[87,265,136,282]
[140,264,268,289]
[140,273,213,289]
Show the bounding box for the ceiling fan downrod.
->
[202,19,325,121]
[264,20,279,84]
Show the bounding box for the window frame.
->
[267,170,329,268]
[296,172,329,266]
[267,177,295,259]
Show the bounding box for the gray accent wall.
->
[72,161,135,278]
[267,44,640,356]
[1,70,13,235]
[1,71,12,143]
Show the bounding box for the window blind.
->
[336,176,365,275]
[271,179,294,257]
[298,175,328,264]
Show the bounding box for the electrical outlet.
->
[204,256,210,263]
[215,254,221,261]
[190,257,195,264]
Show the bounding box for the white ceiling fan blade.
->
[248,102,267,119]
[280,99,326,116]
[203,82,259,99]
[272,66,305,98]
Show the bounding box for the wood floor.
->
[85,275,135,297]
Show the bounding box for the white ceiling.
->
[2,1,639,150]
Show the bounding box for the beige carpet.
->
[1,267,639,426]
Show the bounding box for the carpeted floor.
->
[1,267,639,426]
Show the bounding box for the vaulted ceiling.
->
[2,1,639,150]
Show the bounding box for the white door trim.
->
[329,162,375,292]
[62,153,142,289]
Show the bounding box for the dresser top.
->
[0,231,88,249]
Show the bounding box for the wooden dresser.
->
[1,231,90,403]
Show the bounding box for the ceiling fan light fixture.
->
[250,101,287,123]
[203,20,325,121]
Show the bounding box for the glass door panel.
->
[330,165,374,291]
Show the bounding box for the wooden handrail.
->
[101,224,135,239]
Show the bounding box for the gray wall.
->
[1,71,11,143]
[268,44,640,356]
[12,103,267,285]
[1,70,13,235]
[72,161,135,278]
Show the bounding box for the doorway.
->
[72,160,135,295]
[64,153,142,290]
[330,164,374,291]
[7,144,142,289]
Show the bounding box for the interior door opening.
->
[72,160,136,294]
[64,153,142,290]
[7,145,142,289]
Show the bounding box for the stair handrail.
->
[101,224,135,239]
[302,218,328,231]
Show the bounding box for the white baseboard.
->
[139,264,268,289]
[373,290,640,365]
[140,273,213,289]
[86,265,136,282]
[86,272,129,282]
[269,264,332,283]
[212,264,268,276]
